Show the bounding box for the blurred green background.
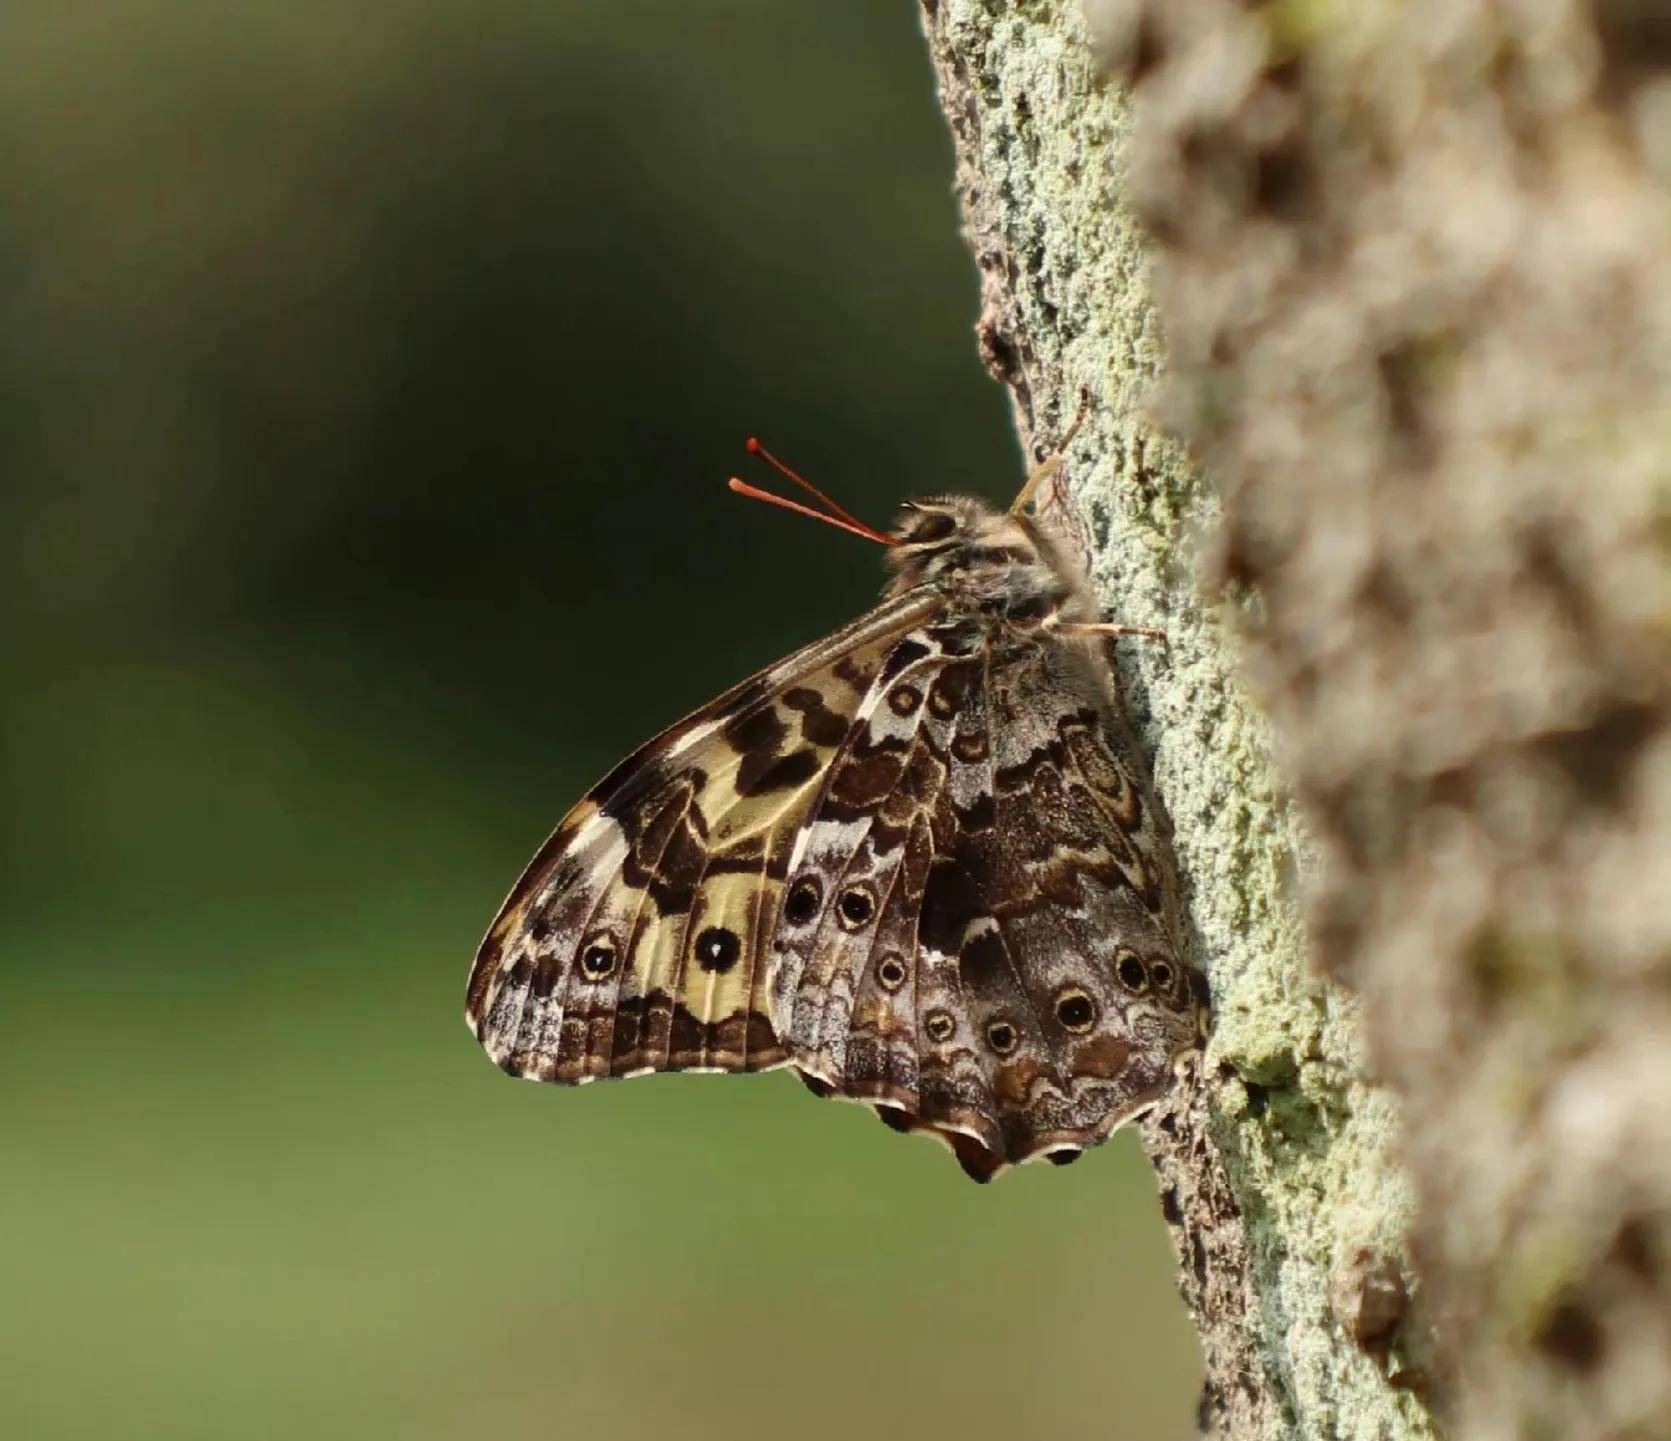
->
[0,3,1201,1438]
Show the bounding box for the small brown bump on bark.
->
[1334,1248,1411,1367]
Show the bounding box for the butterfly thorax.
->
[884,496,1089,631]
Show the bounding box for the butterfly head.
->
[889,495,987,549]
[885,497,1073,625]
[723,444,1079,628]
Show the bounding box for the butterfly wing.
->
[467,588,942,1083]
[771,624,1204,1180]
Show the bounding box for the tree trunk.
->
[916,4,1671,1441]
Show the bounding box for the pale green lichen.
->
[926,3,1436,1437]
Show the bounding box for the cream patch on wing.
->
[683,870,765,1025]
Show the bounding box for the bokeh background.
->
[0,4,1202,1438]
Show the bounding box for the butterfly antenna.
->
[727,477,897,547]
[729,437,899,547]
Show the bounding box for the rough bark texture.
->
[919,3,1671,1441]
[920,5,1436,1438]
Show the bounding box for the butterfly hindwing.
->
[467,590,941,1083]
[769,623,1201,1180]
[979,637,1199,1156]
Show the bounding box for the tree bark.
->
[917,4,1671,1441]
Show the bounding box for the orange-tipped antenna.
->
[729,436,899,546]
[746,436,874,527]
[728,477,897,547]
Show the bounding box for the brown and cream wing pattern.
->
[769,625,1203,1180]
[466,587,941,1084]
[975,636,1201,1159]
[768,618,985,1082]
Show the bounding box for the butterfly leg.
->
[1010,386,1091,516]
[1009,454,1063,518]
[1043,618,1169,644]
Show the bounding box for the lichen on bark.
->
[919,5,1438,1438]
[918,2,1671,1440]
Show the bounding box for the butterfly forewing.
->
[467,589,941,1083]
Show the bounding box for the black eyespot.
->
[1151,960,1175,991]
[579,935,618,981]
[837,886,876,929]
[985,1019,1018,1055]
[924,1009,956,1043]
[1055,988,1096,1032]
[951,731,989,763]
[928,673,964,718]
[1116,948,1148,992]
[695,926,741,974]
[876,955,907,992]
[784,877,822,926]
[1048,1149,1082,1167]
[888,683,922,716]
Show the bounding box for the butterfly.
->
[466,436,1207,1182]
